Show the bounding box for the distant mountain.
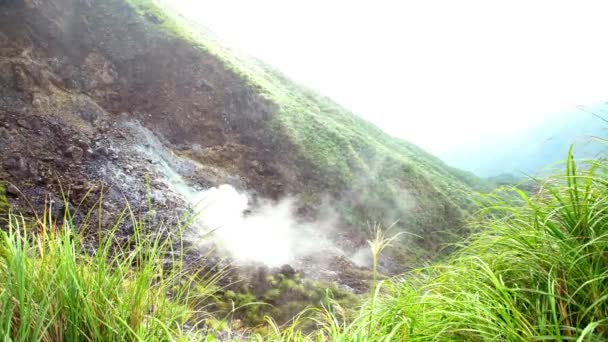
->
[441,106,607,177]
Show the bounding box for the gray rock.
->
[150,191,167,206]
[16,119,31,129]
[0,127,9,141]
[4,154,26,172]
[65,145,84,162]
[93,146,109,158]
[6,184,20,197]
[279,264,297,278]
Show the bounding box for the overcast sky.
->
[163,0,607,156]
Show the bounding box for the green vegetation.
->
[0,199,360,340]
[0,206,220,341]
[0,182,9,213]
[5,2,604,340]
[211,268,358,332]
[257,149,608,340]
[1,150,606,341]
[124,0,491,258]
[103,3,608,338]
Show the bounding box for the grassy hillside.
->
[126,0,490,257]
[1,147,605,340]
[1,2,605,340]
[259,148,608,341]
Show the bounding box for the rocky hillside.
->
[0,0,486,269]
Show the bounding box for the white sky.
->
[164,0,608,156]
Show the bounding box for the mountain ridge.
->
[0,0,486,267]
[137,0,491,258]
[442,107,606,177]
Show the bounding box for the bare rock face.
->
[0,0,472,286]
[0,0,315,217]
[0,0,389,298]
[0,0,358,279]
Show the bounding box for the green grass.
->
[1,151,606,340]
[0,197,359,340]
[0,182,9,213]
[210,270,360,333]
[7,1,605,339]
[256,148,608,341]
[0,203,222,341]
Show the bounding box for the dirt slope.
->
[0,0,485,271]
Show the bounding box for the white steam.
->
[350,247,373,268]
[126,121,341,266]
[191,185,338,266]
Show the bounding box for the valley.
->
[0,0,606,340]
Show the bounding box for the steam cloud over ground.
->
[192,184,340,266]
[130,121,343,266]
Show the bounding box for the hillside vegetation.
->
[3,0,606,340]
[257,147,608,340]
[0,0,488,268]
[0,208,217,341]
[126,0,489,257]
[1,148,605,341]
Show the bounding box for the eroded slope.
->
[0,0,485,268]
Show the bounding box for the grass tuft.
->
[257,148,608,341]
[0,202,221,341]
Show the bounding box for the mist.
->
[162,0,608,160]
[130,121,344,266]
[190,184,340,266]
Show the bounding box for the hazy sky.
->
[163,0,607,156]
